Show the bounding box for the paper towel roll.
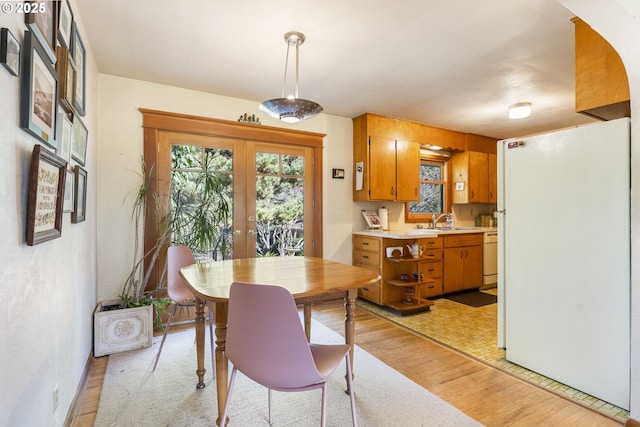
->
[378,207,389,230]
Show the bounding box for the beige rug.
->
[95,319,484,426]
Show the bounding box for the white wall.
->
[0,2,98,426]
[558,0,640,418]
[96,76,354,301]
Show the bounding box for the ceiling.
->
[75,0,597,139]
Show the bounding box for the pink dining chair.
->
[220,281,357,427]
[152,245,215,375]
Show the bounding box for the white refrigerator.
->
[497,117,630,409]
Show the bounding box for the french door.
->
[157,131,317,260]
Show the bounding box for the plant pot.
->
[93,300,153,357]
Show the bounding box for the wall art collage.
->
[0,1,89,245]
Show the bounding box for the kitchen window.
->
[405,158,449,222]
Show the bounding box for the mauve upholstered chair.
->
[220,281,357,426]
[152,245,214,376]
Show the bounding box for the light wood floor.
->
[70,301,623,427]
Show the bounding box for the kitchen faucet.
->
[432,212,453,229]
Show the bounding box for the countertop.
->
[353,227,497,239]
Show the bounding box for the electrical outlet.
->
[53,385,59,412]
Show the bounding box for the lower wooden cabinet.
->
[352,235,382,304]
[442,234,483,294]
[353,233,484,314]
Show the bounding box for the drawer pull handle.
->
[362,287,369,291]
[363,255,369,259]
[363,242,369,246]
[428,268,435,272]
[427,285,434,289]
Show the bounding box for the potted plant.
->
[94,154,231,357]
[94,159,172,357]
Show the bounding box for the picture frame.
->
[70,115,87,165]
[72,165,87,223]
[56,108,72,162]
[63,169,74,213]
[70,23,86,116]
[55,46,75,113]
[24,0,57,63]
[26,145,67,245]
[20,30,58,149]
[362,211,383,229]
[0,28,20,76]
[57,0,73,49]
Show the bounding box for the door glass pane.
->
[171,144,233,261]
[255,152,305,256]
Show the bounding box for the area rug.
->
[444,290,497,307]
[95,319,483,426]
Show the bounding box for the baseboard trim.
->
[63,352,95,427]
[627,417,640,427]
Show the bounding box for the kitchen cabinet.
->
[451,151,497,204]
[443,234,483,293]
[352,235,382,304]
[353,235,441,315]
[355,134,420,202]
[572,17,630,121]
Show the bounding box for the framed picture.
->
[55,46,75,113]
[362,211,382,229]
[72,165,87,223]
[56,108,72,162]
[71,23,86,116]
[57,0,73,49]
[24,0,57,63]
[20,30,58,149]
[70,116,87,165]
[0,28,20,76]
[26,145,67,245]
[63,169,74,213]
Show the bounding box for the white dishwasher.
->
[482,231,498,288]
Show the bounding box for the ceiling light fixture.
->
[508,102,532,119]
[259,31,323,124]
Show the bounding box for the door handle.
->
[234,229,241,236]
[248,230,256,235]
[248,216,255,222]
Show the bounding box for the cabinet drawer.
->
[358,281,381,304]
[420,278,443,298]
[421,237,443,249]
[421,261,442,279]
[353,236,381,252]
[443,234,482,247]
[420,249,442,262]
[353,249,380,268]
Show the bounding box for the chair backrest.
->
[227,281,325,389]
[167,245,196,303]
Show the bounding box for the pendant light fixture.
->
[259,31,323,124]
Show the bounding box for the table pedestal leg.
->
[344,288,357,393]
[194,298,206,389]
[215,301,229,427]
[303,303,312,342]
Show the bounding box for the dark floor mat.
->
[444,291,497,307]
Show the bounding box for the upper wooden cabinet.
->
[451,151,497,204]
[353,114,421,201]
[359,135,420,201]
[572,17,630,120]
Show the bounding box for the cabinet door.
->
[488,153,497,203]
[468,151,489,203]
[443,247,465,293]
[462,245,483,290]
[369,136,397,200]
[395,140,420,201]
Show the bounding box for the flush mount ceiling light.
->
[508,102,532,119]
[259,31,323,124]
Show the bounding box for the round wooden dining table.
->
[180,256,380,425]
